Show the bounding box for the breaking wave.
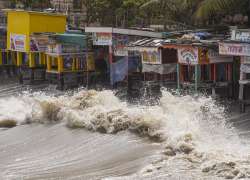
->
[0,89,250,179]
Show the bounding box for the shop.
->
[127,38,178,100]
[219,29,250,112]
[45,33,89,90]
[175,42,234,96]
[4,10,66,84]
[85,27,163,88]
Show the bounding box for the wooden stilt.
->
[177,63,180,90]
[195,64,198,93]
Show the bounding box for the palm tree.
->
[140,0,201,28]
[195,0,250,25]
[142,0,250,26]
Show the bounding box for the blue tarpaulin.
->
[111,57,128,85]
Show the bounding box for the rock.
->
[0,119,17,128]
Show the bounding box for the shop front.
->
[176,43,233,96]
[85,27,163,88]
[219,40,250,112]
[5,10,66,84]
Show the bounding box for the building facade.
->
[0,0,10,9]
[50,0,87,28]
[0,0,10,28]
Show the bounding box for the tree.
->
[141,0,200,28]
[10,0,51,10]
[142,0,250,27]
[194,0,250,25]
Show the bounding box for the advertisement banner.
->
[142,49,161,64]
[208,50,233,63]
[232,30,250,43]
[113,34,129,56]
[142,64,177,74]
[219,42,250,56]
[178,47,199,65]
[10,34,26,51]
[93,33,112,46]
[114,46,128,56]
[30,35,49,52]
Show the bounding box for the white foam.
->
[0,89,250,179]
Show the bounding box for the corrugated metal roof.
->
[128,38,172,47]
[128,37,219,50]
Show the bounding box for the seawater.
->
[0,87,249,179]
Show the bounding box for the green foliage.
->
[9,0,250,27]
[142,0,250,26]
[10,0,51,9]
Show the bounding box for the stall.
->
[174,41,233,96]
[219,28,250,112]
[4,9,66,84]
[85,27,163,88]
[127,38,178,100]
[46,33,89,90]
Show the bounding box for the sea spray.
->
[0,89,250,179]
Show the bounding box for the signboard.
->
[113,34,129,56]
[142,49,161,64]
[232,30,250,43]
[93,33,112,46]
[30,35,49,52]
[10,34,26,51]
[219,42,250,56]
[114,47,128,56]
[178,47,199,65]
[208,50,233,63]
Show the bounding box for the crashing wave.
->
[0,89,250,179]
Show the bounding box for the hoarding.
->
[178,47,199,65]
[232,29,250,43]
[93,33,112,46]
[30,35,49,52]
[208,50,233,63]
[219,42,250,56]
[114,47,128,56]
[142,49,161,64]
[113,34,128,56]
[10,34,26,51]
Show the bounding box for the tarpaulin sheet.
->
[128,56,140,71]
[111,57,128,85]
[142,64,177,74]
